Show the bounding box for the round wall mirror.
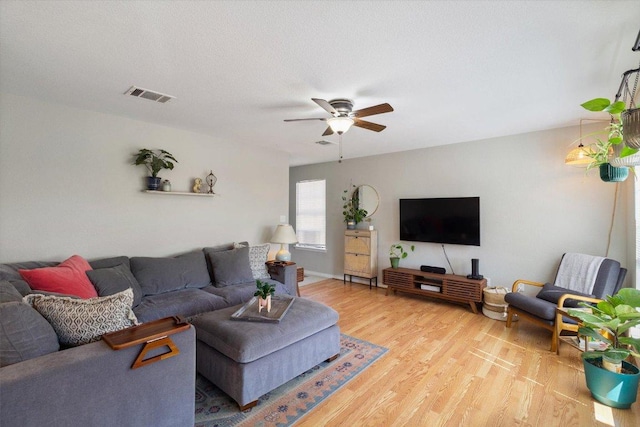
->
[353,185,379,218]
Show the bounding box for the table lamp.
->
[271,224,298,262]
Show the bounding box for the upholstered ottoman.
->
[190,297,340,409]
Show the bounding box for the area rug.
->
[194,334,388,427]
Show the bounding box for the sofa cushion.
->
[191,298,339,363]
[205,246,253,287]
[201,279,292,307]
[89,256,130,270]
[0,301,60,367]
[18,255,98,299]
[203,241,248,282]
[504,291,556,323]
[536,283,594,308]
[0,280,23,303]
[131,251,210,296]
[86,263,142,307]
[133,288,229,323]
[24,288,138,346]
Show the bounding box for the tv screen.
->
[399,197,480,246]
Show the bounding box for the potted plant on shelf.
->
[133,149,178,190]
[580,98,638,181]
[389,243,414,269]
[254,279,276,313]
[567,288,640,409]
[342,185,368,230]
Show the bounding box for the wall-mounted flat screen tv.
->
[399,197,480,246]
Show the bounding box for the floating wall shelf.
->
[143,190,215,197]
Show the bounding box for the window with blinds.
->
[295,179,326,250]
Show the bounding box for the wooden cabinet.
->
[383,267,487,313]
[343,230,378,288]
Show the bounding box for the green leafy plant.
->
[389,243,415,259]
[254,279,276,299]
[342,185,368,224]
[133,149,178,177]
[568,288,640,365]
[580,98,639,170]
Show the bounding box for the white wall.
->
[0,94,290,262]
[290,126,632,288]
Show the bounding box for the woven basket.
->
[482,287,516,322]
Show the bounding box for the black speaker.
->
[420,265,446,274]
[467,258,483,280]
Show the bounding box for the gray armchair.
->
[505,253,626,353]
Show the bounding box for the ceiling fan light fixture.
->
[328,117,354,135]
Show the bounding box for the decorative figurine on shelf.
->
[206,170,217,194]
[162,180,171,192]
[193,178,202,193]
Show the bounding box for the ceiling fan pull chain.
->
[338,134,343,163]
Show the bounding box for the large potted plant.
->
[389,243,414,269]
[568,288,640,409]
[133,149,178,190]
[342,185,368,229]
[580,98,638,181]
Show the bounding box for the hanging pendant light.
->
[565,143,595,166]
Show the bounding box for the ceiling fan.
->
[284,98,394,136]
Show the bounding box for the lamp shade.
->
[565,143,595,167]
[271,224,297,262]
[328,117,354,134]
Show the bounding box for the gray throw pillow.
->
[206,246,254,287]
[536,283,594,308]
[0,301,60,367]
[131,251,211,296]
[0,280,23,303]
[89,256,131,270]
[86,263,142,307]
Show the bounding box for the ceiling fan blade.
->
[353,118,386,132]
[322,126,334,136]
[284,118,327,122]
[312,98,338,116]
[352,103,394,118]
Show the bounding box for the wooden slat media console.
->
[383,267,487,313]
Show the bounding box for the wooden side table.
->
[265,260,301,297]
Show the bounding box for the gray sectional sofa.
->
[0,242,297,427]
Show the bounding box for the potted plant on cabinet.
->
[389,243,414,269]
[254,279,276,313]
[342,185,368,230]
[580,98,638,181]
[133,149,178,190]
[568,288,640,409]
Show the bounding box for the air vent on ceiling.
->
[315,140,337,146]
[124,86,175,103]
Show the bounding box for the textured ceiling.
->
[1,1,639,166]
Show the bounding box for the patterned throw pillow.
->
[23,288,139,346]
[241,243,271,279]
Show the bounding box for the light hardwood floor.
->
[296,279,640,427]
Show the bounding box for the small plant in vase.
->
[254,280,276,313]
[133,149,178,190]
[389,243,414,269]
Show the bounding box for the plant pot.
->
[599,163,629,182]
[582,355,640,409]
[622,108,640,149]
[390,257,400,269]
[258,295,271,313]
[146,176,162,190]
[346,221,356,230]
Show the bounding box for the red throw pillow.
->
[19,255,98,299]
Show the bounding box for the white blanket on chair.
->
[553,253,605,295]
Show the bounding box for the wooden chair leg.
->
[506,308,513,327]
[551,327,558,353]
